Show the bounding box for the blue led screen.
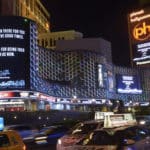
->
[116,74,142,94]
[0,117,4,131]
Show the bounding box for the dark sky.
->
[42,0,141,67]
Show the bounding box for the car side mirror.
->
[124,139,135,145]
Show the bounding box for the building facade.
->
[30,38,150,110]
[0,16,149,111]
[38,30,83,49]
[0,16,53,111]
[0,0,85,51]
[0,0,50,34]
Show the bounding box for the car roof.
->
[0,130,20,134]
[82,119,104,124]
[95,124,138,133]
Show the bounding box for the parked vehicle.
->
[4,124,39,142]
[0,130,26,150]
[34,125,69,145]
[57,119,104,150]
[66,125,150,150]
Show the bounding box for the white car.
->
[65,125,150,150]
[57,119,103,150]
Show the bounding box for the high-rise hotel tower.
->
[0,0,50,34]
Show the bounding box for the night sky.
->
[42,0,143,67]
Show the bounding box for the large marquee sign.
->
[116,74,142,94]
[0,16,30,90]
[128,8,150,65]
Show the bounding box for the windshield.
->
[79,126,149,146]
[68,122,99,135]
[81,131,119,145]
[0,134,10,147]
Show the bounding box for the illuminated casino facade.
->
[34,39,150,110]
[0,16,54,111]
[128,8,150,67]
[0,16,149,111]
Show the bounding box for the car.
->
[4,124,39,142]
[66,125,150,150]
[34,125,69,145]
[57,119,104,150]
[136,115,150,127]
[0,130,26,150]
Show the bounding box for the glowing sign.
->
[107,71,114,91]
[0,16,30,90]
[0,92,14,98]
[0,29,25,39]
[98,64,104,87]
[128,8,150,65]
[129,9,150,22]
[0,117,4,131]
[133,22,150,40]
[133,42,150,63]
[116,74,142,94]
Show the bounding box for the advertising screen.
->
[0,117,4,131]
[116,74,142,94]
[97,64,104,87]
[0,16,30,90]
[128,8,150,65]
[107,71,114,91]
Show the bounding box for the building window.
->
[53,40,56,46]
[30,1,33,11]
[50,39,52,46]
[26,0,29,7]
[45,39,48,47]
[42,39,44,47]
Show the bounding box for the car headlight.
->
[139,120,146,125]
[58,139,62,145]
[35,136,48,140]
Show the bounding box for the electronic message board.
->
[0,16,30,90]
[116,74,142,94]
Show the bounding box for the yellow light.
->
[46,23,49,29]
[133,22,150,41]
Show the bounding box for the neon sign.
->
[133,22,150,41]
[128,8,150,65]
[129,9,150,22]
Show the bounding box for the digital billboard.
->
[0,16,30,90]
[116,74,142,94]
[0,117,4,131]
[107,71,114,91]
[128,8,150,66]
[97,64,104,87]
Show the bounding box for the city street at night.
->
[0,0,149,150]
